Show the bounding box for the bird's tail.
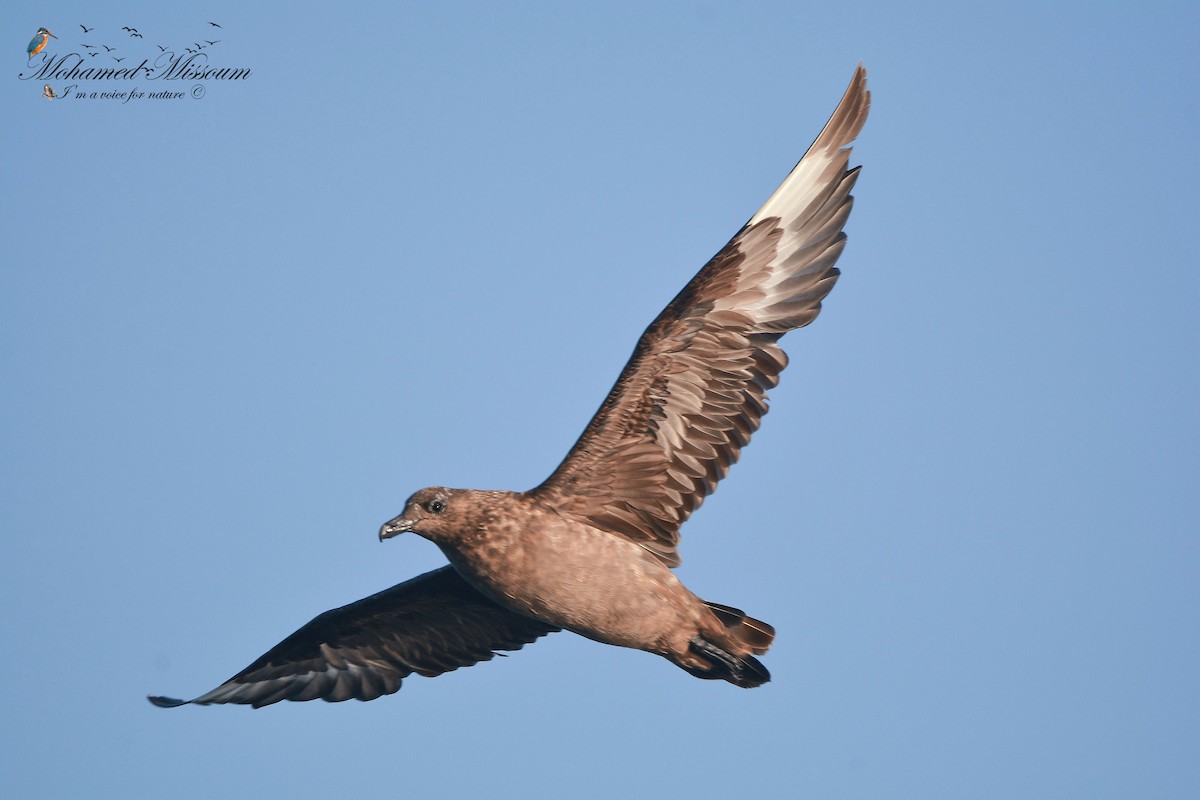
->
[704,601,776,654]
[673,601,775,688]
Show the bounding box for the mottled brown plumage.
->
[149,65,869,709]
[535,65,869,567]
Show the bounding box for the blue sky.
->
[2,2,1197,798]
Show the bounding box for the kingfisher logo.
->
[19,20,250,102]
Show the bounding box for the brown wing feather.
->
[148,566,558,708]
[531,66,870,567]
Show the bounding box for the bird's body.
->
[433,492,698,645]
[149,65,870,709]
[387,489,769,683]
[27,28,56,57]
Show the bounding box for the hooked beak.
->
[379,515,413,541]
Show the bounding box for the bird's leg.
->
[688,636,742,678]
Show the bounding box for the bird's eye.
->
[428,499,446,514]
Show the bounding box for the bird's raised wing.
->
[148,566,558,708]
[530,66,869,567]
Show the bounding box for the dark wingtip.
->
[147,694,190,708]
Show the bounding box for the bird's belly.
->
[443,524,700,654]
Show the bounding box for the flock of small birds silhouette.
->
[36,23,223,59]
[34,21,226,96]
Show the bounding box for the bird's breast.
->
[441,514,701,653]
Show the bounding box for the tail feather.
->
[704,600,776,655]
[668,600,776,688]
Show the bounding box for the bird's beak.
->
[48,31,57,38]
[379,515,413,541]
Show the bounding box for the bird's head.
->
[39,28,56,39]
[379,487,466,544]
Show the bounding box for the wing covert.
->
[531,66,870,567]
[148,566,558,708]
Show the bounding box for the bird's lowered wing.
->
[530,66,869,567]
[148,566,558,708]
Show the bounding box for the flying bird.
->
[205,39,220,45]
[157,45,167,52]
[112,56,125,62]
[26,28,56,58]
[82,43,95,49]
[122,27,137,33]
[208,21,222,28]
[80,25,93,33]
[102,45,115,52]
[131,33,143,39]
[148,65,870,709]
